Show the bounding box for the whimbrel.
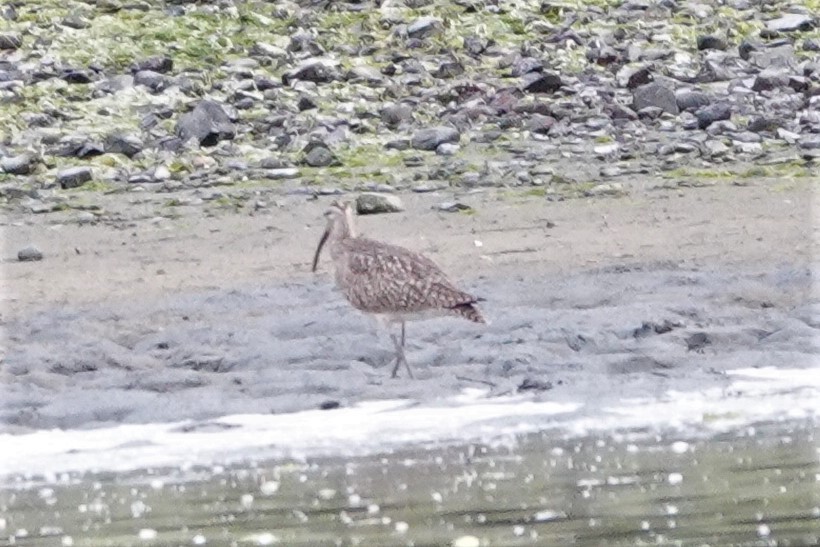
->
[311,200,486,378]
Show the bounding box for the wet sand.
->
[1,180,818,432]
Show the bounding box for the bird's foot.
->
[390,353,414,379]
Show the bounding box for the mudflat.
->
[1,178,817,433]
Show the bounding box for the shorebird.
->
[311,200,486,378]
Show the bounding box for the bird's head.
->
[312,200,355,272]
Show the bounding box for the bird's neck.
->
[327,219,353,258]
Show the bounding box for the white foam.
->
[0,367,817,480]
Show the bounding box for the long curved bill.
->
[311,228,329,272]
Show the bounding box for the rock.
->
[57,167,93,189]
[632,82,679,115]
[685,332,711,352]
[522,71,562,93]
[510,56,543,77]
[587,44,620,66]
[385,139,410,150]
[133,70,169,92]
[752,68,790,92]
[104,133,144,158]
[355,192,404,215]
[799,135,820,150]
[787,75,809,92]
[153,166,171,181]
[747,117,780,133]
[765,14,816,33]
[527,113,556,134]
[436,201,472,213]
[697,35,727,51]
[616,65,653,89]
[703,139,729,157]
[262,168,300,180]
[695,102,731,129]
[288,29,323,55]
[608,103,639,120]
[28,199,60,214]
[282,58,339,86]
[594,142,619,156]
[0,184,33,200]
[776,128,800,143]
[56,140,104,159]
[734,141,762,154]
[62,14,90,29]
[411,126,460,151]
[464,36,489,57]
[381,104,414,128]
[517,378,553,392]
[131,56,173,74]
[676,90,711,112]
[319,400,340,410]
[301,141,338,167]
[251,42,288,60]
[407,17,442,39]
[0,33,21,50]
[434,60,464,79]
[17,245,43,262]
[586,182,625,196]
[297,95,318,111]
[436,142,460,155]
[175,100,236,146]
[259,157,288,169]
[749,45,796,69]
[738,38,759,61]
[345,65,383,84]
[697,59,736,82]
[62,69,93,84]
[102,74,134,92]
[1,153,37,175]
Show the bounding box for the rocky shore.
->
[0,0,817,223]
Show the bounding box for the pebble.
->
[175,100,236,146]
[632,82,679,115]
[355,192,404,215]
[1,153,37,175]
[436,142,460,156]
[0,33,22,50]
[766,14,815,33]
[262,168,300,180]
[302,141,337,167]
[696,102,732,129]
[153,166,171,181]
[18,245,43,262]
[411,126,460,151]
[436,201,472,213]
[407,17,441,39]
[56,167,93,189]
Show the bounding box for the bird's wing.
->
[340,238,476,313]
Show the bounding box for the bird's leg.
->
[390,321,414,379]
[400,321,414,378]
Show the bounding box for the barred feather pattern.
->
[332,237,485,323]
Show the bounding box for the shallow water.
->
[2,417,818,547]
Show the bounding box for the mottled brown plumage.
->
[312,200,486,378]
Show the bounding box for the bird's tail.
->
[450,301,487,324]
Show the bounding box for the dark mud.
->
[2,261,817,432]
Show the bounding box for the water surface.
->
[3,418,817,546]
